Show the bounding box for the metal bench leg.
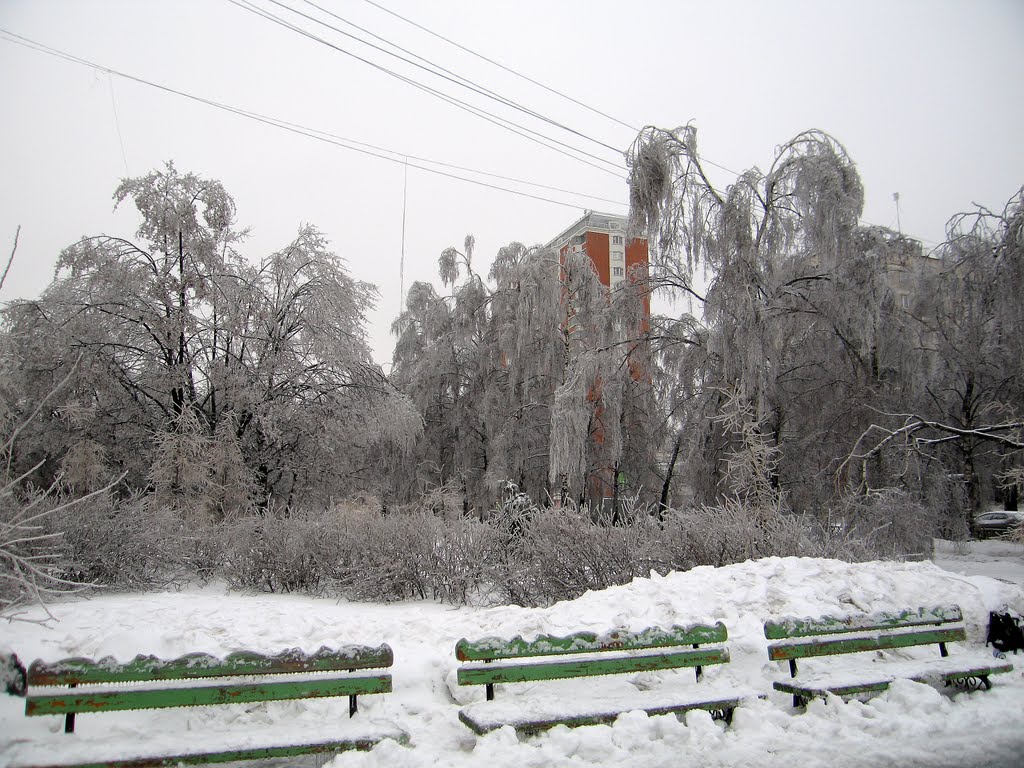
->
[65,683,76,733]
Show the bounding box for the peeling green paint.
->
[767,627,967,661]
[764,606,962,640]
[28,644,393,686]
[26,674,393,716]
[458,647,729,687]
[455,623,727,662]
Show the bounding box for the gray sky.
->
[1,0,1022,366]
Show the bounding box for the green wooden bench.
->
[765,604,1014,707]
[455,623,758,735]
[10,644,405,767]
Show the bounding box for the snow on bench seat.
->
[458,683,761,735]
[765,605,1014,706]
[3,713,407,768]
[454,622,756,735]
[12,644,403,767]
[774,653,1015,699]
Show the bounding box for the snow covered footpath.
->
[933,537,1024,587]
[3,555,1024,767]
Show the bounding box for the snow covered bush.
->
[0,483,70,617]
[511,507,661,606]
[823,489,935,559]
[221,507,338,594]
[45,492,192,589]
[655,497,811,570]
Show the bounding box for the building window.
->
[611,235,623,245]
[612,266,624,277]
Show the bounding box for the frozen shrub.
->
[525,507,661,605]
[823,489,935,559]
[656,497,810,570]
[221,508,337,594]
[45,492,190,589]
[330,506,436,601]
[424,518,502,604]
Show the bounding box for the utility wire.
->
[228,0,627,178]
[351,0,870,205]
[3,24,930,245]
[291,0,897,213]
[232,0,624,176]
[359,0,639,135]
[0,28,627,211]
[281,0,627,157]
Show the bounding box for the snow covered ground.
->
[932,537,1024,587]
[3,549,1024,768]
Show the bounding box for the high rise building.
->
[546,212,651,510]
[547,211,649,310]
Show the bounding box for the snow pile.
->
[2,556,1024,767]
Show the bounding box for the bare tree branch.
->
[0,225,19,293]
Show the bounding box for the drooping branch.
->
[1,225,19,293]
[840,414,1024,486]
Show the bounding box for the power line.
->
[0,28,627,211]
[231,0,625,176]
[358,0,639,135]
[282,0,627,157]
[227,0,627,178]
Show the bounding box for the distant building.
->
[547,212,651,510]
[547,211,650,313]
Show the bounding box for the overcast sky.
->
[1,0,1022,366]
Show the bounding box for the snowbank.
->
[2,556,1023,767]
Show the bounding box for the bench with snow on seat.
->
[455,622,758,735]
[765,604,1014,708]
[9,643,406,768]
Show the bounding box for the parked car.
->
[973,510,1024,539]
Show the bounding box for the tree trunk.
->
[659,433,683,520]
[611,462,621,525]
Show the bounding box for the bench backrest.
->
[765,605,966,663]
[25,644,394,718]
[456,623,729,688]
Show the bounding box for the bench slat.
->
[767,626,966,661]
[774,679,892,698]
[455,623,727,662]
[764,606,961,640]
[28,645,393,687]
[458,694,745,736]
[457,647,729,687]
[22,736,405,768]
[25,674,393,716]
[773,659,1014,699]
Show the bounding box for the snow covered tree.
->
[845,188,1024,522]
[627,126,925,511]
[1,164,416,511]
[392,235,659,514]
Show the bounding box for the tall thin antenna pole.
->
[893,192,902,235]
[108,74,130,176]
[400,158,408,313]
